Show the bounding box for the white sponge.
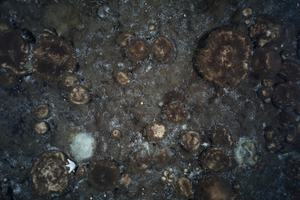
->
[70,133,96,162]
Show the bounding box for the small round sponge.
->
[234,138,259,167]
[70,132,96,162]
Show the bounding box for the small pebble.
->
[163,170,169,177]
[245,19,251,25]
[242,7,253,17]
[148,24,155,31]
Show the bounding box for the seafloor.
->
[0,0,300,199]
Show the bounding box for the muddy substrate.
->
[1,0,300,200]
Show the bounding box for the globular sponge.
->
[234,138,259,167]
[70,132,96,162]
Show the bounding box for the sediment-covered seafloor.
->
[1,0,300,199]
